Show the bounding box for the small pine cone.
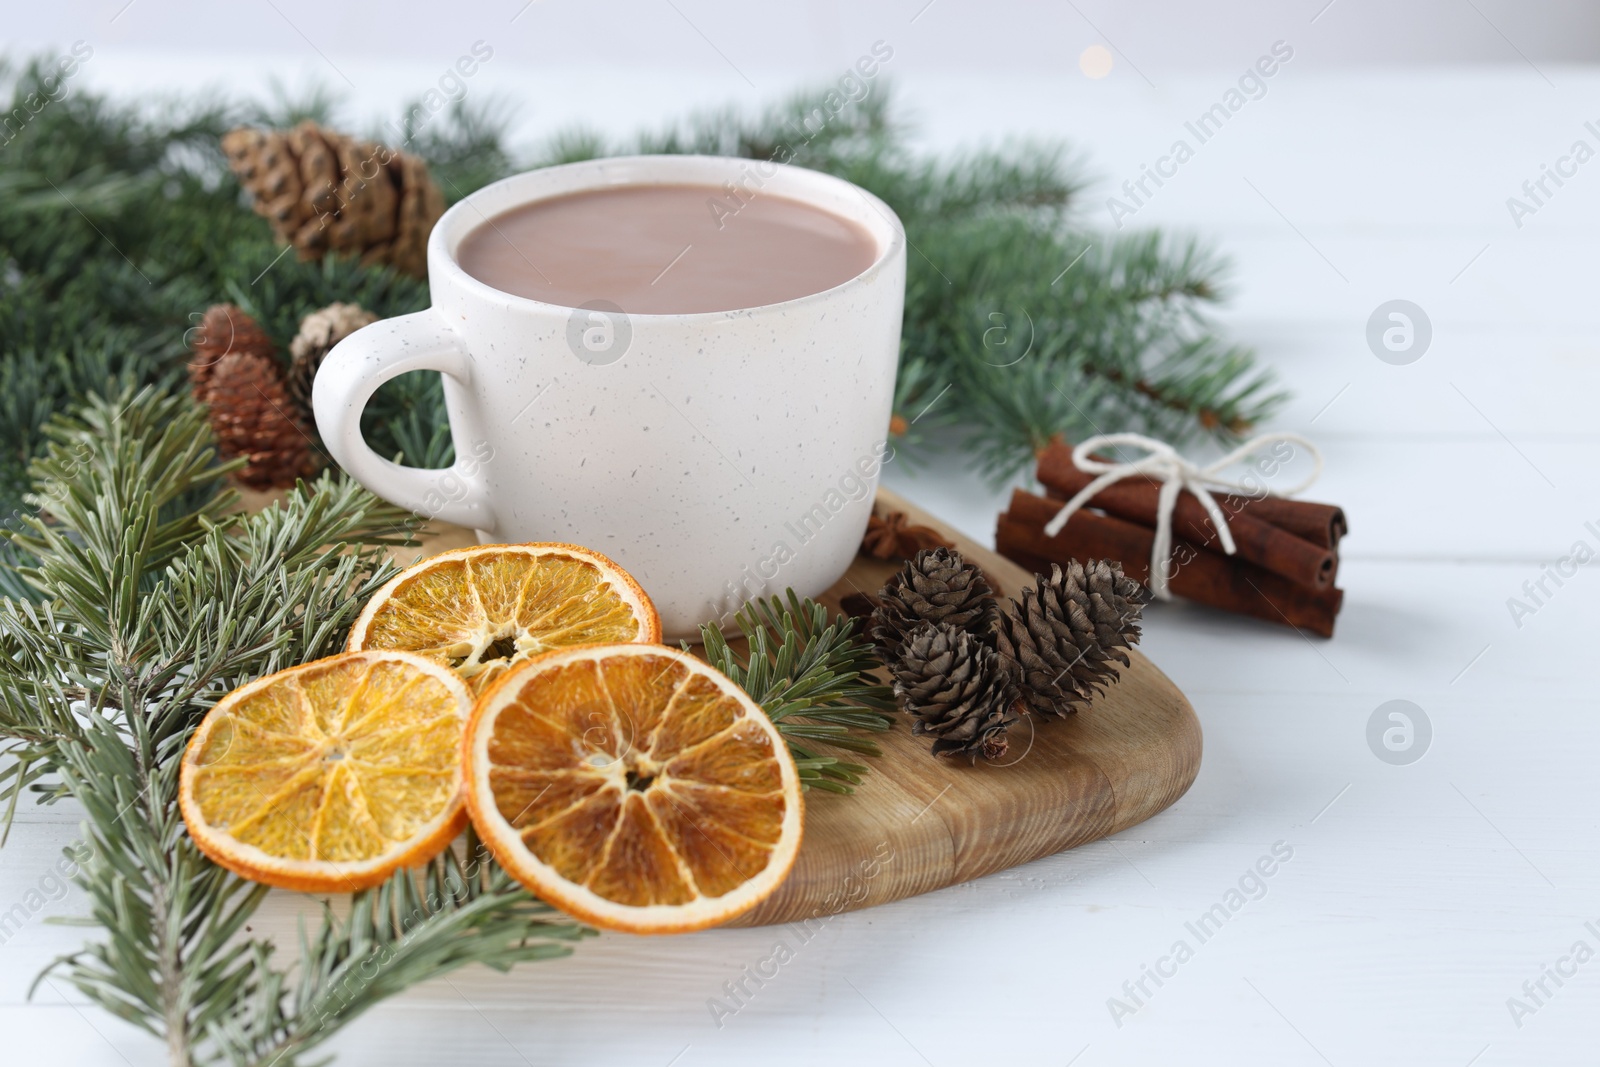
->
[996,560,1149,718]
[870,547,998,658]
[189,303,275,399]
[222,120,442,278]
[189,304,317,490]
[891,622,1018,761]
[287,302,378,418]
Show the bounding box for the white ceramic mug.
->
[313,155,906,638]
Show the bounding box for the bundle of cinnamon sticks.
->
[995,440,1347,637]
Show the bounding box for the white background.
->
[5,3,1600,1065]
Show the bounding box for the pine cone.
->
[996,560,1148,718]
[222,121,443,278]
[861,510,954,561]
[189,303,274,397]
[189,304,318,491]
[891,622,1018,761]
[287,302,378,418]
[870,548,997,657]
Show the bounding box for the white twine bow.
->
[1042,432,1323,601]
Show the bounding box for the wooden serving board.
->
[395,487,1202,928]
[727,488,1201,927]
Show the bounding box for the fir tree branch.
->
[575,82,1287,473]
[0,387,587,1067]
[698,591,896,794]
[201,828,588,1067]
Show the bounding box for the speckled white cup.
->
[313,155,906,638]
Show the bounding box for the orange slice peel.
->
[463,643,803,934]
[178,650,472,893]
[347,542,660,693]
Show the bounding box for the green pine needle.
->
[697,590,897,794]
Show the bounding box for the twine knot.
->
[1042,432,1323,600]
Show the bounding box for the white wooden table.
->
[6,52,1600,1067]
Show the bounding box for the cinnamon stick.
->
[1036,440,1348,551]
[996,489,1342,638]
[1035,448,1336,589]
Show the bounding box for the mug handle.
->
[312,310,497,533]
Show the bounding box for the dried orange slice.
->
[463,644,803,934]
[347,543,660,693]
[178,651,472,893]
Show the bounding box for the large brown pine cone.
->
[221,121,443,278]
[995,559,1148,717]
[891,621,1018,761]
[869,547,998,658]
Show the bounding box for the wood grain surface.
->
[402,485,1202,929]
